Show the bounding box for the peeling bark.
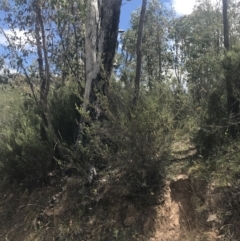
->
[100,0,122,93]
[83,0,101,113]
[83,0,122,113]
[76,0,122,144]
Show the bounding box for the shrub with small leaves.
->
[0,109,55,188]
[78,81,175,201]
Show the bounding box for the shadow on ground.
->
[0,167,165,241]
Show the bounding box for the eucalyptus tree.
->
[222,0,234,117]
[227,0,240,47]
[134,0,147,105]
[50,0,85,89]
[121,0,174,89]
[75,0,123,144]
[222,0,240,137]
[83,0,122,114]
[223,0,230,50]
[0,0,59,139]
[172,0,223,103]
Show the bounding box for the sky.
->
[0,0,211,46]
[119,0,205,30]
[0,0,216,72]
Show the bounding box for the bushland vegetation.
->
[1,0,240,240]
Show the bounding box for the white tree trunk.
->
[83,0,101,112]
[76,0,122,145]
[83,0,122,111]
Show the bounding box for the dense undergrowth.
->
[0,80,178,195]
[2,72,240,240]
[1,46,240,240]
[1,0,240,239]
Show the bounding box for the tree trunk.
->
[222,0,229,51]
[76,0,122,144]
[157,29,162,83]
[83,0,122,112]
[133,0,147,106]
[222,0,239,136]
[83,0,100,113]
[100,0,122,86]
[222,0,234,114]
[34,0,51,140]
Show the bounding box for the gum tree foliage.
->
[0,0,56,139]
[0,0,126,184]
[222,0,240,136]
[0,0,122,141]
[0,0,86,95]
[120,0,174,89]
[171,0,240,105]
[171,0,224,104]
[50,0,85,89]
[173,0,240,152]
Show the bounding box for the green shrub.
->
[0,75,8,84]
[77,81,175,200]
[50,82,81,145]
[193,89,228,156]
[0,109,55,188]
[193,44,240,156]
[0,78,175,196]
[222,44,240,135]
[0,82,82,188]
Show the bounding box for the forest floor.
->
[1,134,240,241]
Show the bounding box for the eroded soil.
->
[0,140,240,241]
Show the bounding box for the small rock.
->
[207,214,220,224]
